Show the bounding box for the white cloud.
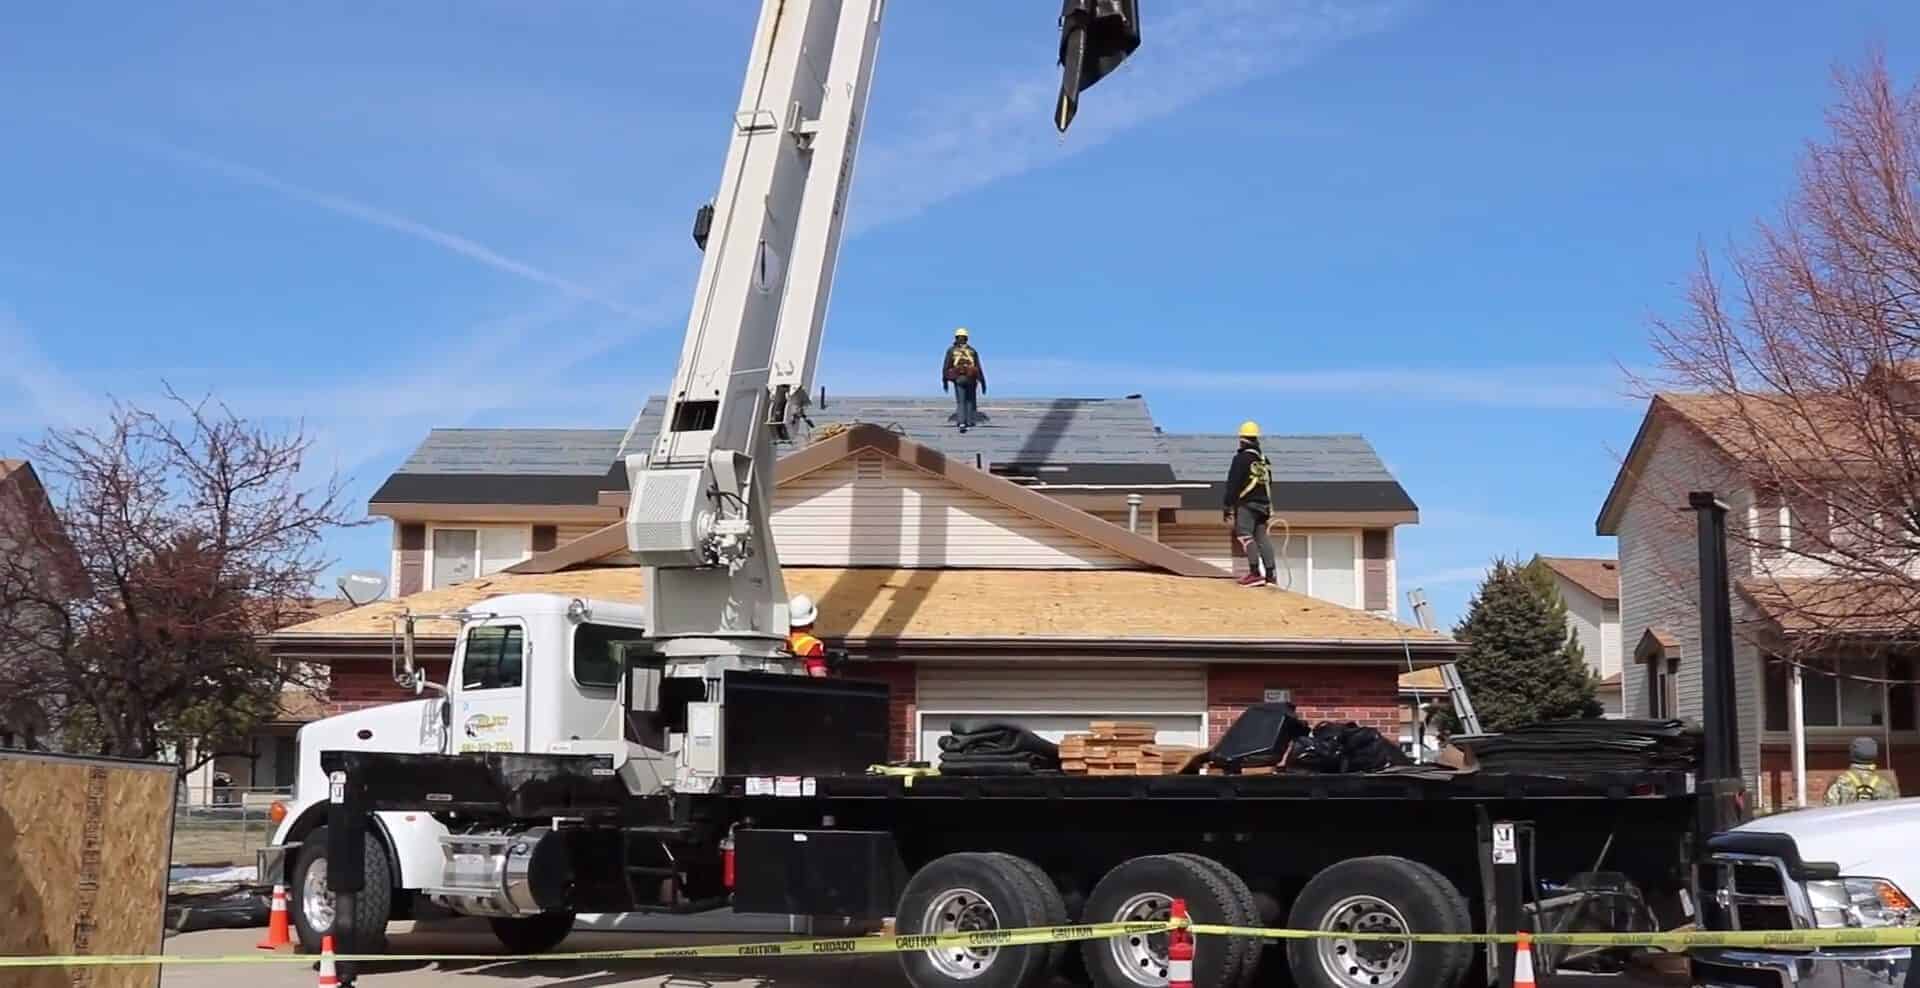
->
[0,310,107,430]
[852,0,1414,229]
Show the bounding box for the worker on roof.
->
[1825,737,1900,804]
[941,327,986,433]
[1224,421,1278,589]
[788,594,829,677]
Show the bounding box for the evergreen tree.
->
[1520,557,1586,670]
[1452,559,1602,733]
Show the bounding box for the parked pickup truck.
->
[1694,797,1920,988]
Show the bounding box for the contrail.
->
[73,122,644,317]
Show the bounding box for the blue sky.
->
[3,2,1916,625]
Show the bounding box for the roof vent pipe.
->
[1127,492,1143,533]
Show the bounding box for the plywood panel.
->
[0,751,174,988]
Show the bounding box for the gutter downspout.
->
[1789,661,1806,807]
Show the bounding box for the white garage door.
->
[916,664,1207,761]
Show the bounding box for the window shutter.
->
[398,523,425,595]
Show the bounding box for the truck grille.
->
[1711,854,1806,932]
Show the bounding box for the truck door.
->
[453,620,527,752]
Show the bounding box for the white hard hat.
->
[789,594,817,628]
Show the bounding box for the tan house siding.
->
[1614,420,1761,786]
[772,454,1137,569]
[556,522,602,546]
[1159,524,1234,571]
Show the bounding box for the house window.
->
[430,527,530,587]
[1763,655,1917,731]
[1274,533,1360,608]
[461,625,525,691]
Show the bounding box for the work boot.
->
[1236,572,1264,587]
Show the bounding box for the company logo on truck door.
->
[459,713,514,751]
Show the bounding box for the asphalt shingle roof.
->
[396,429,625,476]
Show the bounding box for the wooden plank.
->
[0,751,175,988]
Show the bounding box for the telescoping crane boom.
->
[620,0,1140,780]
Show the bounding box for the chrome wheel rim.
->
[1316,895,1413,988]
[303,858,336,931]
[1106,891,1173,987]
[920,888,1001,980]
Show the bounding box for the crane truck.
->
[269,3,1798,987]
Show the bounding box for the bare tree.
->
[1642,54,1920,653]
[0,389,361,768]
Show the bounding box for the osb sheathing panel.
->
[0,751,174,988]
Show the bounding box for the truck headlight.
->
[1806,878,1917,928]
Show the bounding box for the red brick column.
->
[856,661,918,761]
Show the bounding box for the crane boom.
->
[622,0,1140,780]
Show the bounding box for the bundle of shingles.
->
[1455,719,1699,775]
[1059,722,1205,777]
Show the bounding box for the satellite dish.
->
[337,570,388,606]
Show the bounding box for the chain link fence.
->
[172,785,291,868]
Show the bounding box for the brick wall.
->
[1759,742,1914,812]
[323,659,450,716]
[1206,665,1400,745]
[858,660,917,762]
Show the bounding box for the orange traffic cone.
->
[1167,898,1194,988]
[316,934,339,987]
[1512,931,1537,988]
[257,884,292,950]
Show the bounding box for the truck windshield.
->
[574,623,647,690]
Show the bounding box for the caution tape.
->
[0,920,1171,970]
[8,918,1920,970]
[1190,923,1920,950]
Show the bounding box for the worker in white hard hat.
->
[788,594,828,677]
[941,327,986,433]
[1224,421,1277,588]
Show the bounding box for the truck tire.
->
[896,852,1054,988]
[290,825,393,955]
[1284,856,1472,988]
[1165,853,1261,988]
[1081,854,1250,988]
[488,911,577,954]
[989,853,1071,978]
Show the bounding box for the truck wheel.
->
[988,853,1070,979]
[488,911,576,954]
[290,825,393,955]
[1284,856,1472,988]
[1165,853,1261,988]
[896,852,1053,988]
[1081,854,1252,988]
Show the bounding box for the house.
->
[1598,393,1917,810]
[271,415,1457,758]
[365,396,1418,615]
[1534,556,1623,716]
[0,459,83,750]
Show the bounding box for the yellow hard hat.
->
[954,327,969,339]
[1238,421,1261,438]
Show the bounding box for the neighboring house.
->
[0,459,83,751]
[271,423,1460,759]
[1534,556,1623,716]
[1599,394,1917,810]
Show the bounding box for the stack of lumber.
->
[1059,722,1202,776]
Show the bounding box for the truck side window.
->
[573,623,647,690]
[462,625,524,691]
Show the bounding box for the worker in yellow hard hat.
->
[1224,421,1277,588]
[941,327,986,433]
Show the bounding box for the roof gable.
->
[1536,556,1619,604]
[512,424,1227,578]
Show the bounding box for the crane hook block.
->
[1056,0,1142,133]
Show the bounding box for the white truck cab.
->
[1694,797,1920,988]
[259,593,649,953]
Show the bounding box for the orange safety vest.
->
[789,630,828,676]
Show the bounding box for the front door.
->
[453,621,527,752]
